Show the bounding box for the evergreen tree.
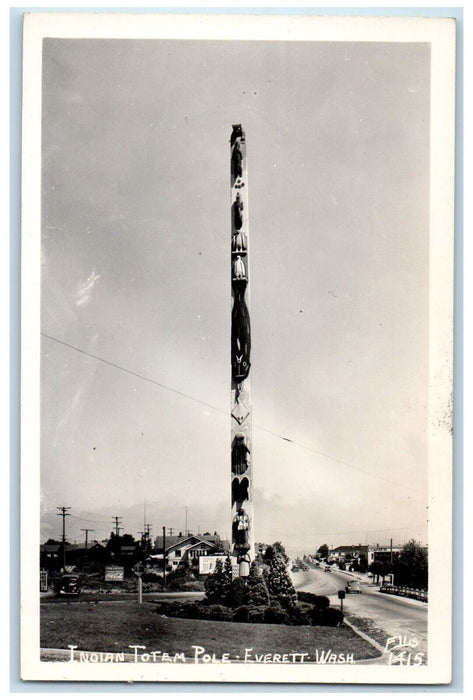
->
[222,556,233,602]
[271,541,289,564]
[204,556,233,604]
[204,559,224,603]
[265,554,297,608]
[246,562,270,606]
[229,576,247,608]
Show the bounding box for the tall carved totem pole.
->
[230,124,254,577]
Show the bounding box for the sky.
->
[40,38,430,555]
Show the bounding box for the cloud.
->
[76,269,101,307]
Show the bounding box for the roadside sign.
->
[338,590,345,599]
[198,555,238,575]
[132,563,143,578]
[40,570,48,592]
[104,565,124,582]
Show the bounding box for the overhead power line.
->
[41,332,426,496]
[69,514,113,525]
[41,332,226,416]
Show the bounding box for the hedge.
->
[155,600,340,626]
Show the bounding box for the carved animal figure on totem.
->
[233,255,247,280]
[232,193,244,231]
[232,231,247,253]
[232,435,250,475]
[232,505,250,549]
[231,141,243,180]
[231,285,251,382]
[231,124,244,146]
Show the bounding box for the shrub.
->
[202,604,233,621]
[229,577,247,608]
[297,591,330,609]
[247,606,266,623]
[232,605,250,622]
[310,607,344,627]
[175,602,201,619]
[263,605,291,625]
[141,572,164,586]
[168,579,204,592]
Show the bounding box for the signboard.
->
[40,570,48,592]
[104,565,124,582]
[198,555,238,575]
[338,589,345,599]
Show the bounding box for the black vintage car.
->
[54,573,81,597]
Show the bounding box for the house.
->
[329,545,372,568]
[153,533,229,571]
[329,544,405,568]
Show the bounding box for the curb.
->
[342,618,387,665]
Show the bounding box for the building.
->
[329,544,405,568]
[371,544,403,564]
[153,533,230,571]
[329,545,372,568]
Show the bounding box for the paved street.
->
[291,566,428,661]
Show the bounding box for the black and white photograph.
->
[20,12,455,684]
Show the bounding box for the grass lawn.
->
[41,601,380,661]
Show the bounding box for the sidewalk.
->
[368,588,428,609]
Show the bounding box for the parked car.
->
[291,565,299,572]
[54,573,81,597]
[345,580,362,594]
[325,566,331,572]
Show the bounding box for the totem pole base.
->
[239,560,250,578]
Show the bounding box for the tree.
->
[393,540,428,589]
[369,560,390,584]
[204,559,223,602]
[246,562,270,606]
[263,541,289,564]
[317,544,329,559]
[204,556,233,604]
[265,554,297,609]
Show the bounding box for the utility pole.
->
[80,528,94,551]
[143,523,152,552]
[57,506,71,571]
[162,525,166,587]
[185,506,188,535]
[168,527,174,536]
[112,516,123,537]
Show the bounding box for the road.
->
[291,566,428,661]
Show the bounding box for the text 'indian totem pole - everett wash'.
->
[230,124,254,577]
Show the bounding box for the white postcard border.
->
[21,11,456,684]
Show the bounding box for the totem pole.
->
[230,124,254,577]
